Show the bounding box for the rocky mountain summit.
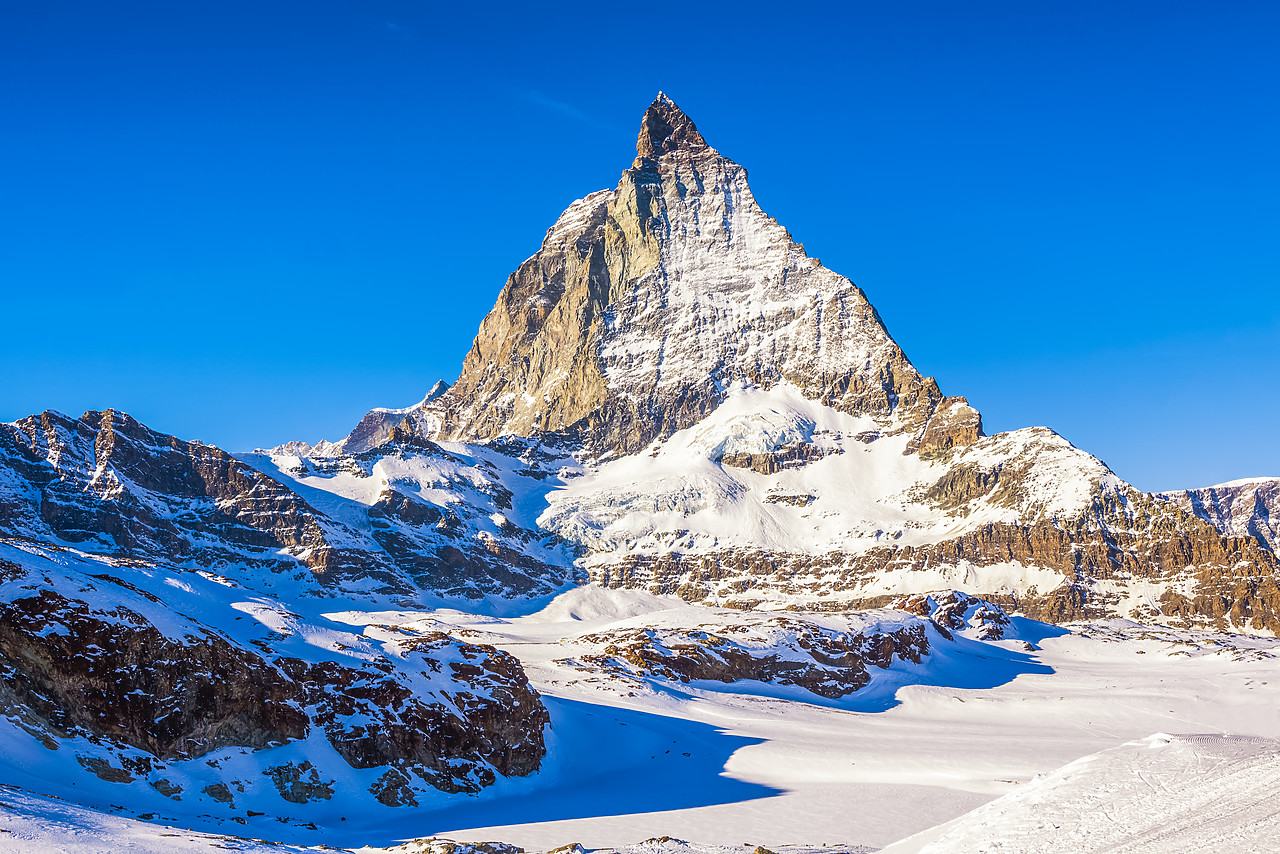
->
[330,94,1275,632]
[422,93,960,458]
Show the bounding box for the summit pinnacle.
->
[635,92,708,160]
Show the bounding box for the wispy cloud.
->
[383,20,412,42]
[515,89,619,132]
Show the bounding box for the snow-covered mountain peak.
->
[425,94,948,457]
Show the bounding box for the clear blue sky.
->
[2,1,1276,492]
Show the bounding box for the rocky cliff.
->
[0,542,550,818]
[1157,477,1279,553]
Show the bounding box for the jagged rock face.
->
[0,409,572,601]
[1157,478,1278,554]
[340,381,452,456]
[1,409,330,568]
[593,490,1280,633]
[0,580,308,759]
[908,396,984,459]
[893,591,1011,640]
[432,94,951,456]
[0,547,550,805]
[276,632,548,793]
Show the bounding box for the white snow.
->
[331,600,1280,852]
[541,382,1123,566]
[3,549,1280,853]
[880,733,1280,853]
[1205,476,1280,489]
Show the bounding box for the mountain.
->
[0,407,573,601]
[0,410,562,819]
[1,93,1278,844]
[355,93,1277,632]
[426,93,952,458]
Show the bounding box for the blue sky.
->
[1,1,1276,492]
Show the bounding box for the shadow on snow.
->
[409,695,782,836]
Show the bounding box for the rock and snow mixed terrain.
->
[2,94,1278,852]
[1157,476,1280,553]
[5,590,1279,851]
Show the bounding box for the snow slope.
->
[0,785,322,854]
[541,381,1121,562]
[881,733,1280,853]
[324,597,1280,851]
[4,583,1280,851]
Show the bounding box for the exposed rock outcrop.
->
[568,613,932,699]
[0,547,550,804]
[0,587,308,759]
[1157,478,1278,554]
[893,591,1010,640]
[718,441,831,475]
[907,396,985,459]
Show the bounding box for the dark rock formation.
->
[0,587,308,759]
[0,551,550,801]
[893,591,1011,640]
[571,616,931,699]
[719,442,832,475]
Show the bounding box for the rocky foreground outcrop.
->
[0,545,549,812]
[560,595,1007,699]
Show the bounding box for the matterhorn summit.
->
[426,93,963,457]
